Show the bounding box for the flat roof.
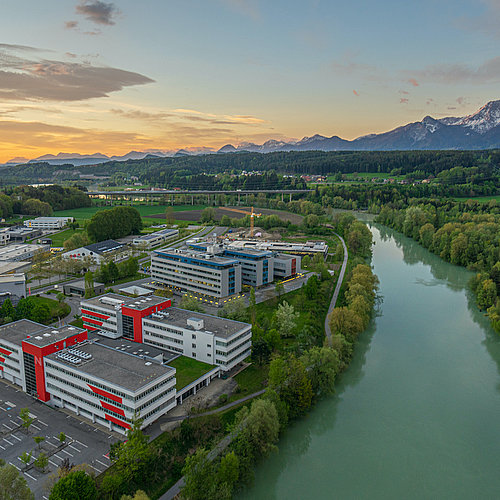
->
[89,333,178,364]
[25,217,72,222]
[84,240,124,255]
[46,341,175,392]
[23,325,86,348]
[82,292,169,312]
[64,279,104,290]
[134,228,178,241]
[119,285,153,296]
[0,244,46,259]
[0,273,25,283]
[0,261,31,274]
[154,248,239,267]
[0,319,48,347]
[145,307,250,339]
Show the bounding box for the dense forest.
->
[376,201,500,332]
[0,185,91,219]
[1,150,498,187]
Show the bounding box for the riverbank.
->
[239,223,500,499]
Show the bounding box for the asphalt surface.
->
[324,232,348,343]
[0,382,120,500]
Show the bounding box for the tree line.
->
[377,201,500,332]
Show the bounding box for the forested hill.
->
[1,150,499,186]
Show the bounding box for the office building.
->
[132,228,179,249]
[62,239,125,264]
[0,243,49,262]
[151,248,242,298]
[0,273,26,305]
[24,216,74,230]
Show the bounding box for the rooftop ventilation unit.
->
[43,333,51,337]
[100,296,125,306]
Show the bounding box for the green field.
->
[53,204,207,222]
[48,227,86,246]
[453,195,500,203]
[167,356,215,390]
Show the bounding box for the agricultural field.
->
[53,204,207,222]
[453,195,500,203]
[47,227,86,246]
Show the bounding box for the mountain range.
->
[4,100,500,166]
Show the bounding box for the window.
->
[122,315,134,340]
[192,334,196,339]
[192,343,196,348]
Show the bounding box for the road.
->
[324,232,348,343]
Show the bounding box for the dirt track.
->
[146,206,303,224]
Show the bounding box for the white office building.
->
[24,217,74,230]
[151,249,242,298]
[143,307,252,371]
[133,228,179,249]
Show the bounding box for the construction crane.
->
[222,206,261,237]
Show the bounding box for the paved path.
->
[158,390,265,500]
[158,389,266,424]
[324,232,348,343]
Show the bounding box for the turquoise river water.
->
[240,224,500,500]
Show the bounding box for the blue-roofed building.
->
[151,248,242,298]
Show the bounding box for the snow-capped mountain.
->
[3,100,500,166]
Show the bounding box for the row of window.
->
[152,259,224,279]
[143,321,183,336]
[216,347,251,366]
[145,338,183,353]
[81,305,116,317]
[144,330,183,345]
[215,328,251,348]
[216,338,251,358]
[45,360,132,400]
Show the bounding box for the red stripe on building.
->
[81,309,110,320]
[88,384,122,404]
[0,366,3,371]
[83,317,103,326]
[0,356,4,363]
[100,400,125,417]
[105,414,130,429]
[0,347,11,356]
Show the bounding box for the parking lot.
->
[0,381,120,499]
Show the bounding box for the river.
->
[240,224,500,499]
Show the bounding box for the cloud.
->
[353,90,359,96]
[0,45,153,102]
[408,78,419,87]
[75,1,119,26]
[399,89,409,95]
[456,96,468,106]
[400,98,409,104]
[410,56,500,84]
[111,107,269,127]
[65,20,79,30]
[331,57,380,80]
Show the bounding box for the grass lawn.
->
[49,227,85,246]
[453,195,500,203]
[30,296,71,322]
[53,204,208,222]
[167,356,215,390]
[226,363,268,403]
[69,318,84,328]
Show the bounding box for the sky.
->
[0,0,499,162]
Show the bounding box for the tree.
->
[19,408,34,434]
[179,295,205,313]
[165,206,175,225]
[268,356,312,419]
[219,297,247,322]
[328,306,364,343]
[19,451,32,469]
[58,432,66,446]
[249,287,256,324]
[235,399,280,461]
[301,254,310,268]
[273,301,298,338]
[107,261,120,283]
[49,470,97,500]
[181,449,217,500]
[200,207,216,223]
[30,303,51,324]
[87,207,142,242]
[251,337,271,365]
[0,299,15,320]
[275,281,285,299]
[477,279,497,310]
[300,346,339,398]
[120,491,150,500]
[34,452,48,472]
[84,271,95,298]
[0,463,34,500]
[108,418,154,486]
[33,435,45,450]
